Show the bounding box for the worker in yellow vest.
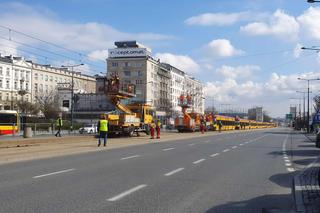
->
[156,119,161,139]
[55,115,63,137]
[97,114,108,147]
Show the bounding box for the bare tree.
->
[16,100,40,116]
[35,90,60,119]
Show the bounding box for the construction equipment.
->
[174,94,201,132]
[104,74,154,136]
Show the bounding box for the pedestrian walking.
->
[218,120,222,132]
[150,120,156,139]
[97,114,108,147]
[55,115,63,137]
[156,119,161,139]
[200,121,205,134]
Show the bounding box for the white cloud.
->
[88,49,108,61]
[155,53,200,74]
[0,2,174,72]
[240,9,299,41]
[185,12,250,26]
[216,65,260,79]
[204,71,320,117]
[293,43,303,58]
[297,7,320,40]
[204,39,244,57]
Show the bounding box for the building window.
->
[14,82,18,90]
[45,75,48,81]
[25,82,29,91]
[34,83,38,92]
[39,84,43,92]
[40,74,43,80]
[55,76,58,82]
[6,68,10,76]
[20,71,24,79]
[0,92,2,100]
[6,93,9,101]
[124,71,131,76]
[20,81,23,90]
[26,72,30,81]
[0,79,2,88]
[34,73,38,80]
[0,67,2,75]
[45,85,48,93]
[137,70,142,76]
[50,76,53,81]
[6,80,9,89]
[112,62,118,67]
[124,62,128,67]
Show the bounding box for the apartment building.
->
[0,55,96,111]
[106,41,204,123]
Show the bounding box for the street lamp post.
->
[61,63,84,132]
[297,78,320,133]
[296,91,310,130]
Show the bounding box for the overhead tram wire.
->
[0,43,104,75]
[0,36,106,71]
[0,25,107,70]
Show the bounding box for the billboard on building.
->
[108,48,149,58]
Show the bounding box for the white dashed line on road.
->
[210,153,220,157]
[205,140,210,143]
[239,143,244,146]
[222,149,230,152]
[163,148,175,151]
[164,168,184,176]
[285,163,292,166]
[121,155,141,160]
[287,168,295,172]
[232,146,237,149]
[107,184,147,201]
[33,168,75,179]
[193,159,205,164]
[188,143,195,146]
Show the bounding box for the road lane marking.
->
[188,143,195,146]
[239,143,244,146]
[205,140,210,143]
[222,149,230,152]
[164,168,184,176]
[163,148,175,151]
[285,159,290,163]
[193,159,205,164]
[232,146,237,149]
[107,184,147,201]
[285,163,292,166]
[210,153,220,157]
[33,168,75,179]
[244,142,249,144]
[287,168,295,172]
[121,155,141,160]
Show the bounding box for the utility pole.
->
[61,63,84,132]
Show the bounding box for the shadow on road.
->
[293,158,318,166]
[269,149,320,158]
[269,171,298,188]
[205,194,293,213]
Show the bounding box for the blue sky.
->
[0,0,319,117]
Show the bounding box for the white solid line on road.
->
[287,168,295,172]
[163,147,175,151]
[164,168,184,176]
[188,143,195,146]
[107,184,147,202]
[33,168,75,179]
[232,146,237,149]
[210,153,220,157]
[193,159,205,164]
[222,149,230,152]
[121,155,141,160]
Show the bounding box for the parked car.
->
[79,124,97,134]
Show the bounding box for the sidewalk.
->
[0,129,243,165]
[293,134,320,213]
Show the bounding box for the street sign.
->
[286,114,293,120]
[313,112,320,123]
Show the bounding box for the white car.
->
[79,124,97,134]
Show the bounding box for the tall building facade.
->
[106,41,204,122]
[0,55,96,111]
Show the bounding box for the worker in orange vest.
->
[156,120,161,139]
[150,120,156,139]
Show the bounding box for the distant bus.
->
[0,110,20,135]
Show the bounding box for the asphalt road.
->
[1,128,317,213]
